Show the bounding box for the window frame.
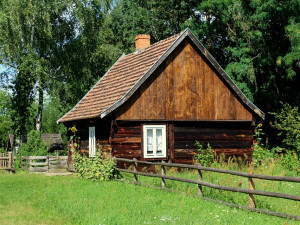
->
[89,126,96,157]
[142,124,167,159]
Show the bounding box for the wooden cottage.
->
[58,28,264,164]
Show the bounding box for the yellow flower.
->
[277,58,282,65]
[259,147,263,151]
[258,123,262,128]
[71,126,77,132]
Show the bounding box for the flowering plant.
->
[73,144,117,181]
[253,123,270,164]
[69,126,80,152]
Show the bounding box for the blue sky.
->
[0,64,6,73]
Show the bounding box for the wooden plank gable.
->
[116,39,253,121]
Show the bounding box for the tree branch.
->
[1,59,19,73]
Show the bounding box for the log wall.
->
[71,118,113,158]
[110,121,254,164]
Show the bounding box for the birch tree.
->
[0,0,75,137]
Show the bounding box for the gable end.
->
[101,29,264,120]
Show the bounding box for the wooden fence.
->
[114,158,300,220]
[0,152,14,173]
[21,156,68,173]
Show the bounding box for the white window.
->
[89,127,96,157]
[143,125,166,158]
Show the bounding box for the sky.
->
[0,64,5,73]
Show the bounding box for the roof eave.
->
[56,53,126,124]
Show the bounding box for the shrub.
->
[14,130,49,169]
[279,151,300,174]
[194,141,214,167]
[271,103,300,155]
[252,123,273,165]
[18,130,48,156]
[74,146,116,181]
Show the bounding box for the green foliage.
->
[271,103,300,155]
[18,130,48,156]
[50,0,120,112]
[279,19,300,79]
[42,99,67,144]
[73,149,116,181]
[0,147,6,153]
[194,141,214,167]
[15,130,48,169]
[190,0,300,111]
[0,90,13,148]
[279,151,300,174]
[253,123,270,164]
[0,0,63,135]
[109,0,197,53]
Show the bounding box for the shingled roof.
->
[58,28,264,123]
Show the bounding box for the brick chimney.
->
[135,34,150,50]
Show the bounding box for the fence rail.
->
[116,158,300,183]
[0,152,14,173]
[114,158,300,220]
[21,156,68,173]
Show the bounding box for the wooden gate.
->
[48,156,68,173]
[0,152,14,172]
[21,156,68,173]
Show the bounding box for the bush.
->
[194,141,214,167]
[18,130,48,156]
[15,130,48,168]
[271,103,300,155]
[279,151,300,174]
[74,147,116,181]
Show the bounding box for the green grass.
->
[122,159,300,218]
[0,170,299,225]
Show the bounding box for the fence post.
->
[248,171,256,208]
[46,156,49,173]
[133,158,138,183]
[161,160,166,188]
[8,152,12,170]
[29,157,32,172]
[197,164,203,196]
[0,153,2,168]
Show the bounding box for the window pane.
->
[156,129,162,154]
[147,129,153,154]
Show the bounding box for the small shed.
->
[7,133,64,153]
[58,28,264,164]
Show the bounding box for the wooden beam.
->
[168,124,175,162]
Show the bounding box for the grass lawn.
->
[0,171,299,225]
